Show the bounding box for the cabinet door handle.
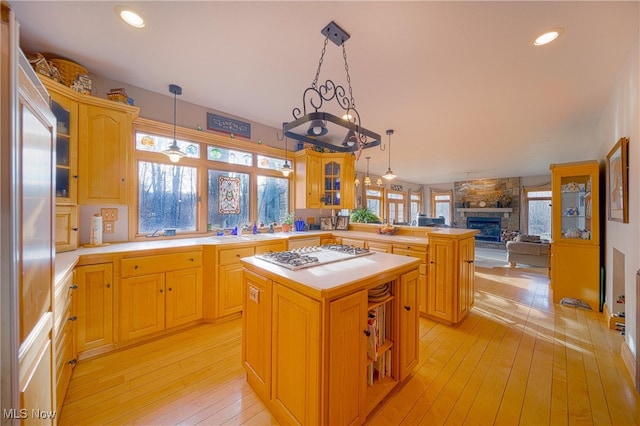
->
[168,287,172,292]
[159,289,164,294]
[71,227,78,231]
[430,261,435,264]
[68,316,77,321]
[236,254,241,257]
[134,265,138,269]
[466,260,474,264]
[190,258,194,262]
[68,359,77,365]
[72,175,78,179]
[69,285,78,290]
[404,306,411,311]
[363,330,371,337]
[106,284,111,288]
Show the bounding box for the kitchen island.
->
[241,251,421,425]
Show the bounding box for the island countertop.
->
[241,251,421,300]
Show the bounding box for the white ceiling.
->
[10,1,640,184]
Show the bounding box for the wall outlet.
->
[103,221,115,234]
[101,208,118,221]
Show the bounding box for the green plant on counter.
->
[350,207,380,223]
[281,212,295,225]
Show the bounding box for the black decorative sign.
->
[390,184,404,191]
[206,113,251,138]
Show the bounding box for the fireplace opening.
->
[467,217,502,242]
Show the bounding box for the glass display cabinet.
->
[549,160,601,311]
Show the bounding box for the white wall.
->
[592,37,639,362]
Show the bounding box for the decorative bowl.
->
[376,226,399,235]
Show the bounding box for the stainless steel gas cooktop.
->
[254,244,374,270]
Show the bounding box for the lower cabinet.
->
[75,263,113,355]
[242,265,419,425]
[55,204,78,252]
[53,269,77,413]
[426,232,476,324]
[119,250,203,341]
[391,244,427,316]
[217,242,285,318]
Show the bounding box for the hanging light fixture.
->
[364,157,372,186]
[382,129,396,180]
[162,84,185,163]
[377,178,384,187]
[354,174,361,187]
[283,21,381,155]
[280,132,293,177]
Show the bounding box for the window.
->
[133,125,289,238]
[525,188,551,239]
[409,190,422,225]
[386,191,405,224]
[138,161,197,233]
[365,188,383,220]
[431,190,452,225]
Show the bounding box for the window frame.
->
[430,189,453,225]
[386,189,406,224]
[523,186,552,236]
[130,118,291,240]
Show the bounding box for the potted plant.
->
[281,212,295,232]
[350,207,381,223]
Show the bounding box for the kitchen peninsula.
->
[241,250,421,425]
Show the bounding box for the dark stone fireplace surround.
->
[467,216,502,242]
[453,177,520,247]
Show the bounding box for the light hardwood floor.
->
[60,266,639,425]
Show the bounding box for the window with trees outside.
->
[525,188,551,239]
[133,122,290,238]
[431,190,452,225]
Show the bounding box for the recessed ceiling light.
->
[532,27,564,46]
[115,5,146,28]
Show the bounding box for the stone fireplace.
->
[453,177,520,247]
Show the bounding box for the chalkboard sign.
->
[207,113,251,139]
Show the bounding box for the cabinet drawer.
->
[340,238,366,248]
[256,242,286,255]
[121,251,202,277]
[392,246,426,261]
[419,263,427,275]
[367,241,391,253]
[218,247,255,265]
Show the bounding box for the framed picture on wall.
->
[320,217,333,230]
[606,137,629,223]
[335,215,350,230]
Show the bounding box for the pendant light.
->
[162,84,185,163]
[280,134,293,177]
[364,156,372,186]
[382,129,396,180]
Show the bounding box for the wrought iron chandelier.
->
[283,21,381,156]
[162,84,185,163]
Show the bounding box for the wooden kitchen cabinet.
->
[53,268,77,413]
[425,229,477,324]
[216,241,286,319]
[78,103,136,204]
[55,204,79,252]
[242,254,420,425]
[119,250,203,341]
[294,150,355,209]
[398,269,419,381]
[40,77,139,206]
[549,160,600,311]
[75,263,113,355]
[392,244,428,315]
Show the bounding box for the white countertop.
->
[242,252,421,298]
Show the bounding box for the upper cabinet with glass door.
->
[294,150,355,210]
[50,95,78,203]
[550,160,599,245]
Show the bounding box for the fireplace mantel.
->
[457,208,513,217]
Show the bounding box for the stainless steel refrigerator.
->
[1,2,56,422]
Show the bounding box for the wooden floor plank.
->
[59,266,640,426]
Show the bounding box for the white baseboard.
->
[620,340,637,390]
